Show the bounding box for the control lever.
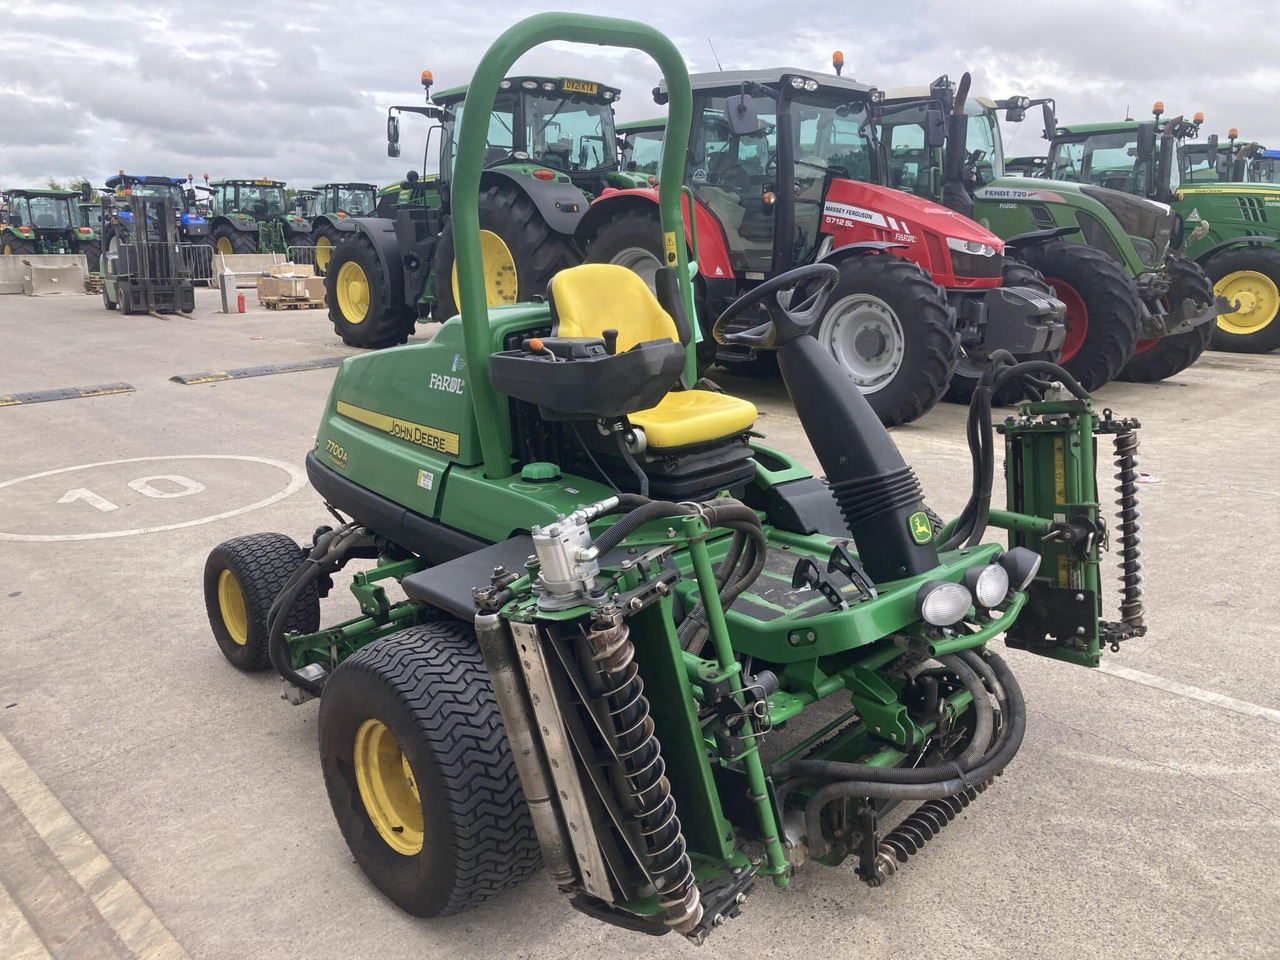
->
[602,328,619,356]
[791,556,849,611]
[827,543,877,601]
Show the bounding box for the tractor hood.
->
[824,180,1005,249]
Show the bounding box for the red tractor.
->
[578,69,1065,425]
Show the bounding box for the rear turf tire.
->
[1119,257,1215,382]
[946,260,1063,406]
[584,207,719,372]
[1204,245,1280,353]
[207,224,257,257]
[203,533,320,671]
[79,239,101,273]
[432,184,574,322]
[1016,241,1142,392]
[318,622,541,917]
[814,254,958,427]
[325,236,415,349]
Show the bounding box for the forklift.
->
[101,193,195,316]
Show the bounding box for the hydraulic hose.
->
[590,500,694,555]
[797,652,1025,856]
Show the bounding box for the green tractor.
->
[2,186,100,271]
[1041,106,1280,353]
[201,177,312,256]
[1181,129,1275,185]
[204,13,1157,942]
[305,182,378,274]
[880,77,1221,386]
[323,67,644,349]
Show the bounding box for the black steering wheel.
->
[712,263,840,350]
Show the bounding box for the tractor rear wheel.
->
[1016,241,1141,391]
[946,260,1062,406]
[313,223,344,276]
[584,206,718,372]
[318,622,541,917]
[207,224,256,257]
[432,184,574,321]
[325,237,416,349]
[1204,245,1280,353]
[2,238,37,256]
[79,239,101,273]
[203,532,320,671]
[1119,257,1215,382]
[814,254,958,427]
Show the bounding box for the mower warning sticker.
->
[337,401,460,457]
[822,200,888,229]
[663,231,679,266]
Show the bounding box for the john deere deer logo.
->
[909,511,932,544]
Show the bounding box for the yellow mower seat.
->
[549,264,757,449]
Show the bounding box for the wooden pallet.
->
[84,275,103,294]
[261,296,325,311]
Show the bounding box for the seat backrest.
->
[548,264,679,352]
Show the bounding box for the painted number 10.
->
[57,475,206,513]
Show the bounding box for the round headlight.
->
[521,80,537,90]
[790,76,806,89]
[499,80,512,90]
[999,546,1042,592]
[963,563,1010,608]
[541,81,556,91]
[916,580,972,626]
[804,79,819,92]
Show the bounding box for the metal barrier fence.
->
[287,245,319,271]
[181,242,216,282]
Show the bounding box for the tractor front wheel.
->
[207,224,257,257]
[318,622,541,917]
[203,533,320,671]
[1016,241,1141,391]
[814,254,958,427]
[1205,245,1280,353]
[946,260,1063,406]
[432,184,574,321]
[324,237,415,349]
[1119,257,1215,382]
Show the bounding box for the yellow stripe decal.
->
[337,400,460,456]
[1053,436,1066,504]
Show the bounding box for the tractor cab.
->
[618,118,664,176]
[202,177,310,255]
[209,178,289,218]
[312,183,378,218]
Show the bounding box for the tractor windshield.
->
[121,182,186,208]
[1047,131,1151,195]
[1180,144,1220,182]
[335,186,375,216]
[1252,155,1279,183]
[237,185,287,217]
[525,95,615,173]
[622,128,664,176]
[965,106,1004,181]
[10,195,76,229]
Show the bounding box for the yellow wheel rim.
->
[1214,270,1279,336]
[215,236,234,256]
[3,244,11,256]
[449,229,518,314]
[315,235,332,271]
[354,719,423,856]
[336,261,370,324]
[217,569,249,646]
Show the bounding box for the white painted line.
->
[0,731,190,958]
[0,880,53,960]
[0,455,306,542]
[1099,662,1280,725]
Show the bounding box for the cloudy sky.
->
[4,0,1277,190]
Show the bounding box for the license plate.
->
[561,79,598,95]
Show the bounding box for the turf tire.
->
[318,622,541,916]
[203,532,320,671]
[325,236,415,349]
[814,254,958,427]
[1017,241,1142,391]
[1203,244,1280,353]
[1119,256,1215,382]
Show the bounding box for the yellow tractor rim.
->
[1214,270,1279,336]
[217,569,249,646]
[449,229,518,314]
[215,236,234,256]
[336,261,370,324]
[315,235,332,271]
[354,719,423,856]
[3,243,11,256]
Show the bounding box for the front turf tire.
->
[1119,257,1215,382]
[203,532,320,671]
[1017,241,1142,391]
[432,184,574,322]
[324,237,415,349]
[318,622,541,917]
[1204,245,1280,353]
[814,254,958,427]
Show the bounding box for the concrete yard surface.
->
[0,288,1276,959]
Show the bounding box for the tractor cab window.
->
[525,95,614,173]
[623,128,664,175]
[793,99,872,252]
[22,196,75,229]
[238,185,286,217]
[885,121,929,194]
[442,95,516,174]
[1180,145,1219,182]
[336,187,375,216]
[690,95,779,273]
[1048,132,1149,196]
[965,108,1003,182]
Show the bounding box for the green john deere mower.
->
[205,14,1154,942]
[1041,106,1280,354]
[324,67,646,350]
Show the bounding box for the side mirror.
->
[1136,123,1156,162]
[724,94,759,137]
[387,114,401,159]
[1041,102,1057,141]
[186,189,197,204]
[923,107,947,149]
[80,182,92,202]
[1207,133,1219,166]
